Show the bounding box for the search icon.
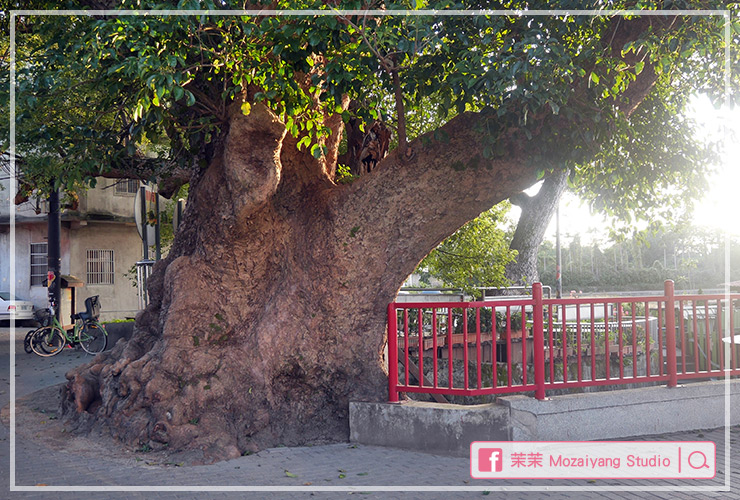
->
[688,451,710,469]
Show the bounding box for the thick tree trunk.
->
[505,169,569,285]
[60,104,544,463]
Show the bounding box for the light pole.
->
[555,204,562,299]
[47,186,61,320]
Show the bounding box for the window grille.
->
[114,179,140,195]
[86,249,115,285]
[30,243,48,286]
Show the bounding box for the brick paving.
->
[1,326,738,499]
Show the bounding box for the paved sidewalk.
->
[2,327,738,499]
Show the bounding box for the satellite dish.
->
[133,185,159,244]
[173,198,186,232]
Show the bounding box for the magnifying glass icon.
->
[688,451,710,469]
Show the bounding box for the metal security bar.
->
[136,259,155,310]
[86,249,115,285]
[30,242,48,286]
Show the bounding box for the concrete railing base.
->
[350,380,740,457]
[101,321,135,350]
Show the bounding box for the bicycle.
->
[29,296,108,357]
[23,308,53,354]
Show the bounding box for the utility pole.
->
[555,205,562,299]
[140,186,149,259]
[155,194,161,261]
[47,187,61,321]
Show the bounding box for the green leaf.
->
[589,72,600,85]
[285,470,299,478]
[634,61,644,75]
[241,102,251,116]
[310,144,325,159]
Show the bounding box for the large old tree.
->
[4,2,734,461]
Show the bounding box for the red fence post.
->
[664,280,678,388]
[388,302,399,402]
[533,282,546,400]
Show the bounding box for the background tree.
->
[537,224,740,292]
[417,203,516,295]
[5,2,736,462]
[505,168,570,285]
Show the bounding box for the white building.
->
[1,178,146,322]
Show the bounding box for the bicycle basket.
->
[84,295,101,320]
[33,308,52,327]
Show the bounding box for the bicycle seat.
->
[83,295,101,320]
[73,312,92,321]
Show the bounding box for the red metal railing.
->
[388,281,740,402]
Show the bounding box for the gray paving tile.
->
[2,327,739,499]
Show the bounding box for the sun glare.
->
[690,97,740,238]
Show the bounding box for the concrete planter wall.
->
[102,321,135,351]
[350,379,740,457]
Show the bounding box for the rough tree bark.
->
[60,102,544,463]
[505,169,570,285]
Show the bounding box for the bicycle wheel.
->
[24,329,38,353]
[79,321,107,354]
[31,326,65,357]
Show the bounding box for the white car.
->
[0,292,35,324]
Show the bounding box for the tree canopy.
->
[4,1,736,197]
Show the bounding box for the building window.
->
[86,249,115,285]
[114,179,140,195]
[30,243,48,286]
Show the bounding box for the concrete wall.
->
[0,221,56,307]
[68,222,141,321]
[78,178,140,218]
[350,400,510,457]
[2,221,140,321]
[350,380,740,457]
[0,177,138,221]
[503,380,740,441]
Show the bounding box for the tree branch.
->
[340,13,409,156]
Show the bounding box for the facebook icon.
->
[478,448,504,472]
